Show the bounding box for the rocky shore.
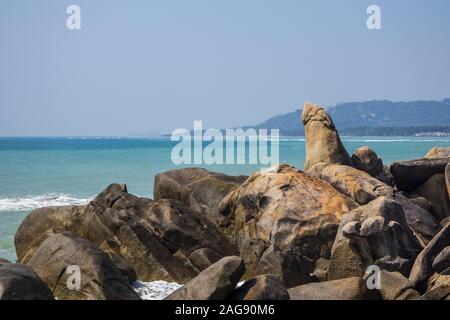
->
[1,102,450,300]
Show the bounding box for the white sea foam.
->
[133,280,181,300]
[0,194,91,212]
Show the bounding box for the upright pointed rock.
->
[301,102,352,176]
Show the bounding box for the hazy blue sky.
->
[1,0,449,136]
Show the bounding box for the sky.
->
[0,0,449,136]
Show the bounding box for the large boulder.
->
[378,270,420,300]
[15,184,238,284]
[419,275,450,300]
[301,102,352,176]
[390,158,450,192]
[394,194,441,247]
[328,197,421,280]
[154,168,247,227]
[425,147,450,159]
[432,246,450,273]
[409,223,450,291]
[218,164,358,287]
[412,173,450,222]
[0,261,54,300]
[321,164,394,205]
[288,277,378,300]
[351,146,394,185]
[165,256,245,300]
[228,274,289,300]
[27,232,140,300]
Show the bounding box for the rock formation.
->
[218,164,358,287]
[301,102,352,176]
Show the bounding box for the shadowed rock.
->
[301,102,352,176]
[446,163,450,200]
[15,184,237,284]
[390,158,450,192]
[328,197,421,280]
[218,164,358,287]
[409,223,450,291]
[413,173,450,221]
[154,168,247,227]
[165,256,245,300]
[228,274,290,300]
[27,232,140,300]
[0,261,54,300]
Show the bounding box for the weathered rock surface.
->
[413,173,450,221]
[390,158,450,192]
[321,164,394,205]
[328,197,420,280]
[288,277,378,300]
[432,246,450,273]
[301,102,352,176]
[394,194,441,247]
[378,270,419,300]
[351,146,383,177]
[0,261,54,300]
[419,275,450,300]
[425,147,450,159]
[154,168,247,227]
[218,164,358,287]
[15,184,237,284]
[310,258,330,282]
[27,232,140,300]
[409,223,450,291]
[228,274,290,300]
[165,256,245,300]
[351,146,394,185]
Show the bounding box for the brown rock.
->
[378,270,419,300]
[409,223,450,291]
[425,147,450,159]
[328,197,420,280]
[154,168,247,227]
[321,164,394,205]
[218,164,358,287]
[15,184,237,284]
[432,246,450,273]
[390,158,450,192]
[27,232,140,300]
[351,146,384,177]
[165,256,245,300]
[0,262,54,300]
[228,274,290,300]
[288,277,378,300]
[413,173,450,221]
[301,102,352,176]
[446,163,450,200]
[419,275,450,300]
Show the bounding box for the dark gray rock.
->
[413,173,450,221]
[28,232,140,300]
[0,262,54,300]
[432,246,450,273]
[228,274,290,300]
[409,223,450,292]
[165,256,245,300]
[390,158,450,192]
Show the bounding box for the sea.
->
[1,136,449,298]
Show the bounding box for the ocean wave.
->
[0,194,91,212]
[133,281,181,300]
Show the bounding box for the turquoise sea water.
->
[1,136,449,262]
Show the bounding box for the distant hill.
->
[244,99,450,136]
